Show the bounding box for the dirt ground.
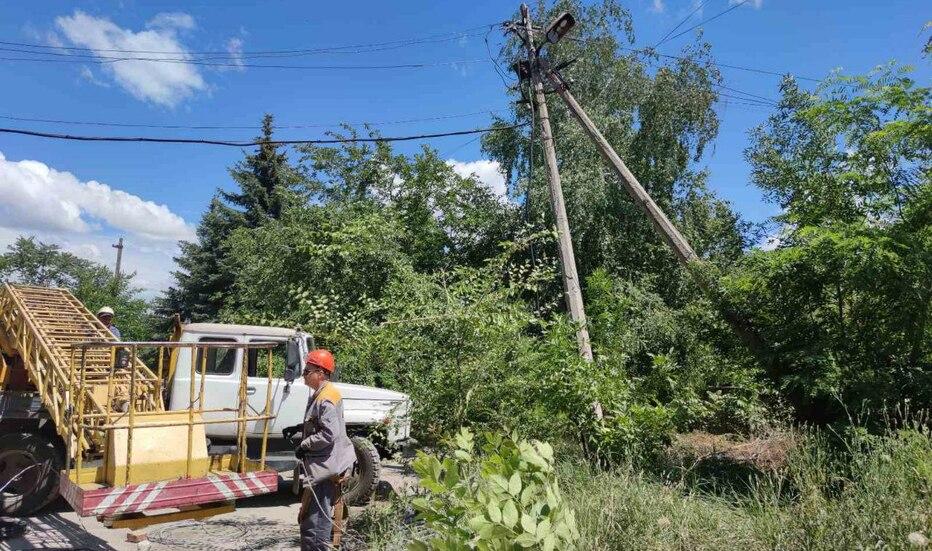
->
[0,463,417,551]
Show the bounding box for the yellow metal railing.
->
[0,284,161,454]
[0,284,278,489]
[67,340,277,486]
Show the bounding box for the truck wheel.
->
[343,436,380,506]
[0,433,63,516]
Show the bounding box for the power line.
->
[655,0,750,48]
[653,0,710,48]
[713,84,779,105]
[0,123,528,147]
[0,49,488,70]
[0,109,506,131]
[632,42,782,107]
[485,24,514,87]
[439,134,484,158]
[566,36,821,82]
[0,33,492,63]
[0,23,500,57]
[616,45,821,82]
[716,92,776,107]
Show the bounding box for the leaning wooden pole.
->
[542,66,768,358]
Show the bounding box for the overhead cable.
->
[653,0,710,48]
[0,50,487,70]
[654,0,751,48]
[566,37,821,82]
[0,22,501,57]
[0,123,527,147]
[0,109,506,131]
[713,84,779,106]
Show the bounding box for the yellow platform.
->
[106,411,209,486]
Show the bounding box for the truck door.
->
[171,336,242,439]
[245,338,310,436]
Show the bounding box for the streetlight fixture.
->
[542,12,575,47]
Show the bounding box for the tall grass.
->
[354,425,931,550]
[565,426,931,550]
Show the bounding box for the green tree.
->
[299,136,518,272]
[733,65,931,419]
[160,114,306,322]
[0,236,154,341]
[483,0,751,306]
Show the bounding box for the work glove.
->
[282,424,301,440]
[295,445,307,461]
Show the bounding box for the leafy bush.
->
[409,429,579,551]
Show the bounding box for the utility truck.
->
[0,283,410,526]
[169,322,411,505]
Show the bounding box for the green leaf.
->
[514,533,538,547]
[490,474,509,492]
[407,541,429,551]
[535,441,554,463]
[508,471,522,496]
[520,483,537,506]
[442,457,459,489]
[501,500,519,529]
[520,514,537,535]
[467,514,491,533]
[536,518,551,540]
[487,502,502,524]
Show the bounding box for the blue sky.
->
[0,0,928,294]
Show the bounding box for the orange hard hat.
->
[304,349,335,374]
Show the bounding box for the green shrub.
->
[409,429,580,551]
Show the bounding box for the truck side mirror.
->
[284,340,301,383]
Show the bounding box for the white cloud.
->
[651,0,666,13]
[0,152,193,294]
[730,0,763,8]
[446,159,507,199]
[79,65,110,88]
[0,151,195,242]
[145,12,196,32]
[225,37,245,71]
[55,10,206,107]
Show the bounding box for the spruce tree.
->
[160,114,304,322]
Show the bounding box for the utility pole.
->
[112,237,124,292]
[519,4,594,365]
[516,4,602,420]
[534,42,767,356]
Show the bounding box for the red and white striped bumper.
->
[59,471,280,517]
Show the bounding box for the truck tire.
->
[343,436,380,506]
[0,432,63,516]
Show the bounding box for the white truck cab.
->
[165,322,411,503]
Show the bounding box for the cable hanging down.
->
[0,123,528,147]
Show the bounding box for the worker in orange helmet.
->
[295,348,355,551]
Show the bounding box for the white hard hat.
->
[97,306,115,316]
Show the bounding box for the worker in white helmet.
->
[96,306,122,339]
